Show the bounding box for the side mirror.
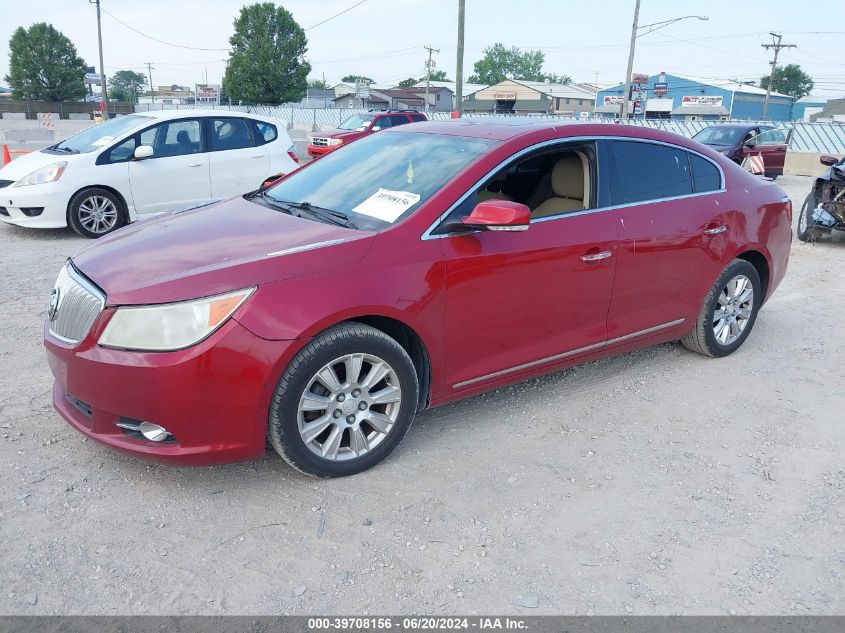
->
[820,155,839,167]
[371,125,382,132]
[133,145,154,160]
[744,141,756,149]
[460,200,530,232]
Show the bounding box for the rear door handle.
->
[188,163,203,168]
[580,250,612,262]
[703,225,726,235]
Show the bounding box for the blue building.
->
[594,73,794,121]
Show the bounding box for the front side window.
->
[104,137,137,163]
[750,128,787,145]
[210,118,253,151]
[693,127,746,146]
[262,131,496,230]
[611,141,692,204]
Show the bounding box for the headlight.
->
[98,288,255,351]
[14,161,67,187]
[328,138,343,147]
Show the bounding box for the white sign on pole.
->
[195,84,220,105]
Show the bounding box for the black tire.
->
[67,187,126,239]
[764,172,779,180]
[796,194,821,243]
[268,322,419,477]
[681,259,762,358]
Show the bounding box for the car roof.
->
[392,118,712,147]
[130,109,273,123]
[699,123,770,131]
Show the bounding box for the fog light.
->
[139,422,171,442]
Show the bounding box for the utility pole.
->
[145,62,155,104]
[423,45,439,113]
[89,0,108,114]
[620,0,641,120]
[761,32,795,120]
[455,0,465,115]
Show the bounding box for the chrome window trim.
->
[421,135,726,240]
[452,318,685,389]
[266,239,346,257]
[67,262,106,306]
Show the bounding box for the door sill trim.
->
[451,318,685,389]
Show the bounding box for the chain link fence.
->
[134,103,845,154]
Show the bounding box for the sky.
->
[1,0,842,97]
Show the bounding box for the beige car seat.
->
[532,154,589,218]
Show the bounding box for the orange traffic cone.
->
[1,144,11,166]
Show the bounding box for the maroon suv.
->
[308,110,427,158]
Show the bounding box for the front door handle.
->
[188,163,203,168]
[580,250,612,262]
[703,225,726,235]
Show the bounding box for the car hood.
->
[71,196,375,306]
[318,130,364,140]
[0,148,85,181]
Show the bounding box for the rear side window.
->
[209,117,253,151]
[252,121,277,145]
[410,114,426,122]
[689,154,721,193]
[611,141,692,204]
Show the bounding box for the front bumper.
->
[45,314,300,465]
[0,181,72,228]
[307,144,336,158]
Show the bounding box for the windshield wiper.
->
[260,196,358,229]
[50,146,79,154]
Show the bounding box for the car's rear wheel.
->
[268,323,418,477]
[68,187,125,238]
[796,194,821,242]
[681,259,761,358]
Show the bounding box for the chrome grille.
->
[48,265,105,345]
[310,137,329,147]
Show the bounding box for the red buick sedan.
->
[44,121,792,476]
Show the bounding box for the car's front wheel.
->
[67,187,125,238]
[682,259,762,357]
[796,194,821,243]
[268,323,419,477]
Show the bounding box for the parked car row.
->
[307,109,428,158]
[692,123,791,179]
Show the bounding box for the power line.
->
[101,7,229,51]
[304,0,368,31]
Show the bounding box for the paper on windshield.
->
[91,135,115,147]
[352,188,421,223]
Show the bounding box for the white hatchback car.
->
[0,110,299,238]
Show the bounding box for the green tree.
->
[307,79,328,89]
[223,2,311,104]
[468,43,545,84]
[397,70,449,88]
[341,75,373,84]
[109,70,147,103]
[759,63,814,100]
[539,73,571,85]
[5,23,87,101]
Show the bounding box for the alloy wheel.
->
[297,353,402,461]
[78,196,119,234]
[712,274,754,346]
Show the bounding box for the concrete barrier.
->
[784,151,835,177]
[0,112,27,120]
[68,113,92,120]
[0,127,54,142]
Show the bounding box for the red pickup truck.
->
[308,110,427,158]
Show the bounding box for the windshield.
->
[693,127,746,146]
[48,115,152,154]
[263,131,497,230]
[338,115,375,131]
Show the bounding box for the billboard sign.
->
[631,72,649,84]
[681,95,723,108]
[603,95,624,105]
[653,82,668,95]
[195,83,220,105]
[355,80,371,99]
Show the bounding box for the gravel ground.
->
[0,175,842,615]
